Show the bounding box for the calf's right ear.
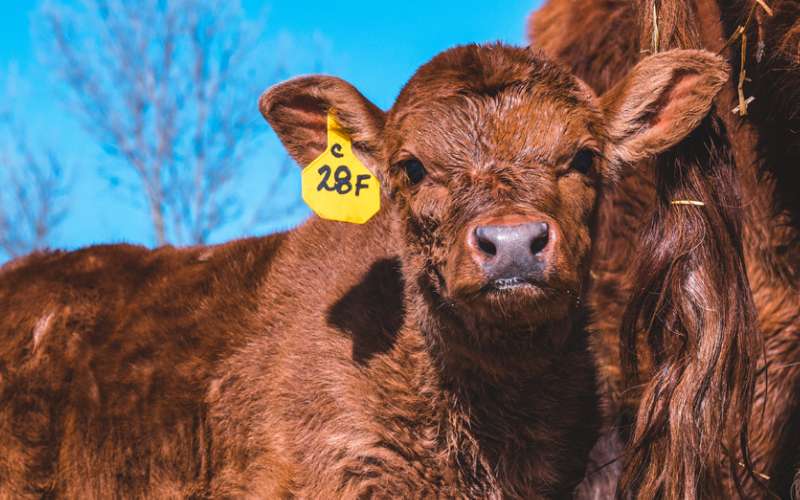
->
[259,76,386,168]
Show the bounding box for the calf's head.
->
[261,44,727,333]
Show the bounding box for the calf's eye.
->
[570,149,595,175]
[400,158,427,185]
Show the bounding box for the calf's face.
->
[261,44,727,330]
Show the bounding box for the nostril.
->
[530,223,549,255]
[474,228,497,257]
[478,237,497,256]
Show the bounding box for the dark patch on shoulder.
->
[326,257,405,365]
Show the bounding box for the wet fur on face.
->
[383,46,605,332]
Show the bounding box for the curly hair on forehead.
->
[391,43,586,113]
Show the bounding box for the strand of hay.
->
[732,97,756,115]
[755,0,773,16]
[718,0,774,115]
[739,33,749,116]
[651,0,659,54]
[738,461,771,481]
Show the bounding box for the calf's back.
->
[0,236,284,497]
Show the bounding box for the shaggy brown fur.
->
[0,43,726,497]
[530,0,800,497]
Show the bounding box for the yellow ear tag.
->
[301,111,381,224]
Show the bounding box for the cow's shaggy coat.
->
[530,0,800,497]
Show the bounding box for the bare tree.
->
[0,113,68,260]
[40,0,294,245]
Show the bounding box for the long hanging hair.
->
[617,1,761,497]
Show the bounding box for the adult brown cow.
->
[0,43,726,497]
[529,0,800,497]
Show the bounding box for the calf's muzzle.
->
[469,219,550,287]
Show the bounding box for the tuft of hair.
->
[616,1,761,497]
[392,43,586,112]
[533,0,763,497]
[618,113,759,498]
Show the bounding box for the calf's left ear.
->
[259,76,385,168]
[600,49,729,165]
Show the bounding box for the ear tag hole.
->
[300,111,381,224]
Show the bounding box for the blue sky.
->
[0,0,538,252]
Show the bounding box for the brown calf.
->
[0,43,726,497]
[530,0,800,497]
